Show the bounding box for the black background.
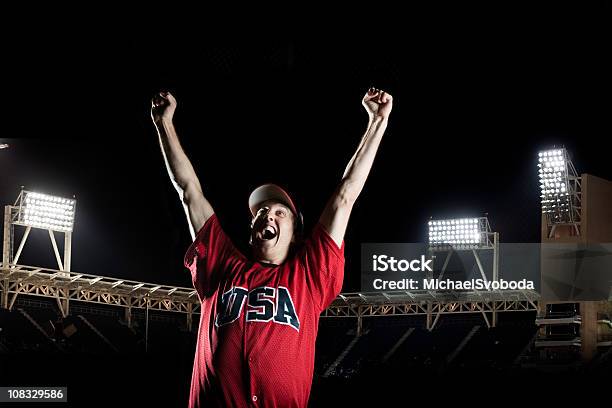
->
[0,6,611,406]
[1,5,611,294]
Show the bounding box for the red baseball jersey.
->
[184,214,345,407]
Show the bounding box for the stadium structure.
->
[1,149,611,405]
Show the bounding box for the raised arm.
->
[319,87,393,247]
[151,91,214,240]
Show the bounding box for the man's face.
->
[250,200,296,250]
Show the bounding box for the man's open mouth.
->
[262,225,277,240]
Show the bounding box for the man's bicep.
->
[318,197,353,249]
[183,183,215,239]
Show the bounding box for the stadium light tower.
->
[427,216,499,285]
[538,147,581,237]
[2,189,76,275]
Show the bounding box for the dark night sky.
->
[1,8,611,292]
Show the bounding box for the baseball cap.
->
[248,183,299,217]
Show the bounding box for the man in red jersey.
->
[151,86,393,407]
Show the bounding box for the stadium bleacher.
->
[1,296,610,406]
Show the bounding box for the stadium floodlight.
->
[428,217,492,250]
[4,189,76,274]
[15,191,76,232]
[0,143,8,149]
[537,147,581,228]
[427,216,499,287]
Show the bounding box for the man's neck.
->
[253,247,288,265]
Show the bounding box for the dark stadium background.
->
[1,6,610,406]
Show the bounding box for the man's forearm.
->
[154,118,201,195]
[151,92,214,239]
[339,116,388,202]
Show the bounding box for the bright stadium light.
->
[0,143,8,149]
[428,217,491,249]
[3,189,76,274]
[537,147,581,234]
[426,216,500,288]
[16,191,76,232]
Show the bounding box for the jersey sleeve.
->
[297,223,345,312]
[183,214,239,299]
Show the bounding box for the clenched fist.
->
[362,87,393,120]
[151,91,177,123]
